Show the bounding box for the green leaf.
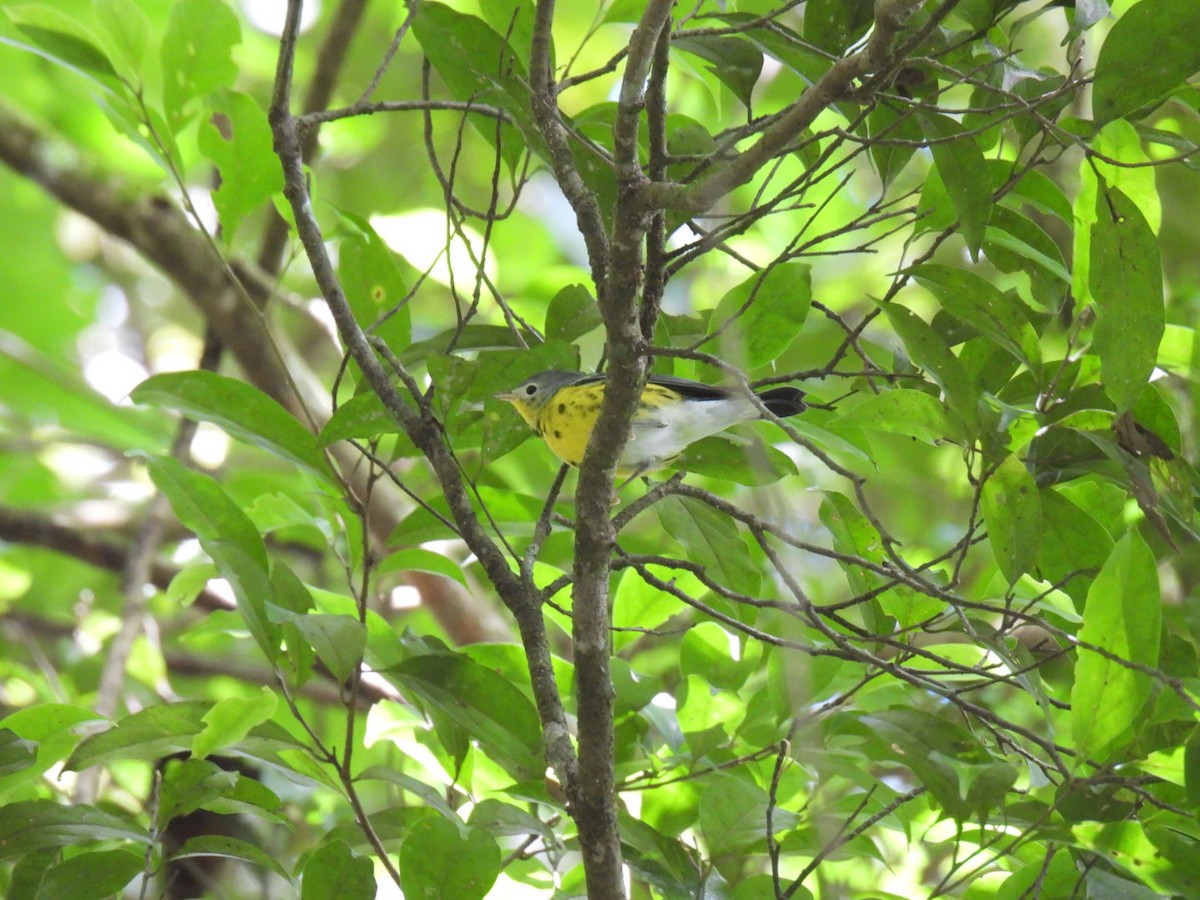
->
[98,83,182,173]
[820,492,929,631]
[1158,323,1196,376]
[1073,121,1160,311]
[1071,530,1161,762]
[209,538,280,661]
[132,371,329,476]
[998,855,1082,900]
[337,210,412,350]
[0,329,171,453]
[317,390,419,448]
[868,103,922,188]
[919,112,992,259]
[544,284,601,342]
[1035,489,1113,605]
[707,263,811,371]
[1093,0,1200,126]
[673,35,763,108]
[1090,180,1165,411]
[399,818,500,900]
[878,302,979,436]
[910,264,1043,373]
[94,0,150,79]
[427,352,477,423]
[0,729,35,779]
[197,91,284,242]
[377,547,469,588]
[804,0,874,53]
[161,0,241,132]
[62,703,200,769]
[412,3,540,174]
[0,705,103,799]
[7,848,57,898]
[698,773,797,855]
[678,673,736,758]
[621,815,707,897]
[1007,167,1074,223]
[388,654,543,780]
[832,388,963,444]
[37,848,144,899]
[388,486,542,545]
[65,702,305,772]
[673,431,799,485]
[290,614,365,684]
[860,709,1015,821]
[980,454,1042,585]
[612,567,692,651]
[1074,818,1200,896]
[398,323,531,368]
[710,13,829,86]
[5,5,120,83]
[656,495,761,596]
[0,800,149,859]
[983,208,1070,309]
[1186,726,1200,809]
[357,766,461,822]
[154,758,276,830]
[302,839,376,900]
[193,687,278,760]
[680,622,760,691]
[144,454,267,566]
[170,834,293,883]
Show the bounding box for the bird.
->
[495,369,806,479]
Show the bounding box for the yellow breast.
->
[535,383,604,467]
[535,382,680,470]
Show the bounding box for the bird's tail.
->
[758,387,807,418]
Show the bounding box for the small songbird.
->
[496,369,806,478]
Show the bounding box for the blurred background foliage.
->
[0,0,1199,897]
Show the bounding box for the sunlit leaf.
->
[170,834,293,883]
[1090,180,1165,411]
[36,848,144,899]
[878,301,980,436]
[674,34,763,108]
[544,283,601,343]
[919,112,992,259]
[1093,0,1200,126]
[980,453,1042,585]
[1071,530,1161,762]
[134,372,329,476]
[387,654,543,780]
[193,687,278,760]
[0,801,149,858]
[399,818,500,900]
[656,495,761,596]
[161,0,240,131]
[302,839,375,900]
[833,388,963,444]
[198,91,284,242]
[707,263,811,371]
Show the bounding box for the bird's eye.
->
[524,384,537,396]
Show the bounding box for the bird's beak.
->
[494,390,519,403]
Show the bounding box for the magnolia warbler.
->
[496,369,806,477]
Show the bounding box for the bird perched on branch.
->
[496,369,806,479]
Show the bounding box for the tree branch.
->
[644,0,928,214]
[530,0,610,288]
[0,102,298,414]
[269,0,578,797]
[562,2,676,896]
